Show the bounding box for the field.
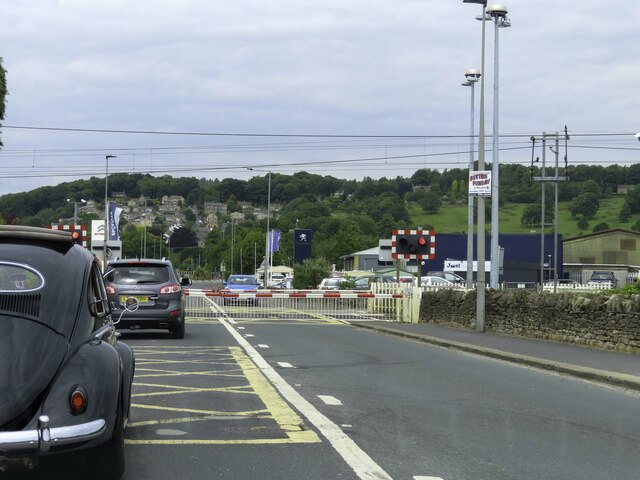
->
[408,196,638,237]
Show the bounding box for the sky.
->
[0,0,638,195]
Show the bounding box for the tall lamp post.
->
[464,0,487,331]
[247,168,271,287]
[487,4,511,289]
[462,69,481,289]
[104,155,116,266]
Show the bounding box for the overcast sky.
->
[0,0,638,194]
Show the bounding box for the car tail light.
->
[168,308,181,317]
[69,387,87,415]
[105,285,116,294]
[160,283,180,294]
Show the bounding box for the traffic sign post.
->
[391,229,436,288]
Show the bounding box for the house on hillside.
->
[563,229,640,284]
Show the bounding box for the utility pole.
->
[531,129,569,291]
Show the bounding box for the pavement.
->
[349,321,640,391]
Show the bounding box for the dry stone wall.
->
[419,289,640,353]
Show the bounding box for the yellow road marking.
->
[230,347,320,443]
[132,384,253,397]
[126,346,319,445]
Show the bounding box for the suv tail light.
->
[160,283,180,294]
[105,285,116,294]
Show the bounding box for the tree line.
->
[1,162,640,276]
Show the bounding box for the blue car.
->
[222,275,259,305]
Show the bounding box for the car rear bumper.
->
[0,416,106,455]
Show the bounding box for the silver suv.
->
[104,259,191,338]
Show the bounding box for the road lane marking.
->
[127,344,320,446]
[318,395,343,406]
[245,333,255,337]
[220,318,393,480]
[277,362,294,368]
[413,477,444,480]
[257,344,270,348]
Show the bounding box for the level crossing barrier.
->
[183,288,418,323]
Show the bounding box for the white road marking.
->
[413,477,444,480]
[341,424,353,428]
[237,326,246,330]
[245,334,255,337]
[277,362,294,368]
[318,395,343,406]
[257,344,270,349]
[220,318,393,480]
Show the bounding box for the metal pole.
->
[73,203,78,225]
[265,172,271,287]
[554,133,560,291]
[143,198,147,258]
[476,4,487,332]
[466,80,476,289]
[489,14,500,289]
[540,134,547,288]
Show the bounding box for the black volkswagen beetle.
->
[0,226,134,479]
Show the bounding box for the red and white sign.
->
[391,229,436,260]
[49,224,87,247]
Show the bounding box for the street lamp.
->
[486,4,511,289]
[247,168,271,287]
[104,155,116,266]
[464,0,488,332]
[462,69,481,290]
[67,198,86,225]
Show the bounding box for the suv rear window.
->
[106,264,170,285]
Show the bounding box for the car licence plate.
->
[121,295,149,304]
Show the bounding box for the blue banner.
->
[270,230,281,253]
[108,202,123,241]
[294,229,312,264]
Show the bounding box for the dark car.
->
[104,258,191,339]
[352,275,396,290]
[0,225,134,479]
[587,270,618,288]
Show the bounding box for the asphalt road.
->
[18,305,640,480]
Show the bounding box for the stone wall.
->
[419,289,640,353]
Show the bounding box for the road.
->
[25,303,640,480]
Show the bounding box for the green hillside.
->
[409,196,636,237]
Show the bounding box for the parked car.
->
[104,258,191,339]
[352,275,397,290]
[419,275,455,286]
[0,225,134,479]
[318,277,346,290]
[426,271,465,283]
[587,271,618,288]
[223,274,260,304]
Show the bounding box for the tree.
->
[570,192,599,220]
[420,191,441,214]
[169,227,198,250]
[592,223,609,233]
[576,215,589,230]
[520,203,554,228]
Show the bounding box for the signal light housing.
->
[392,229,436,260]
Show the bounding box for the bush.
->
[292,258,332,289]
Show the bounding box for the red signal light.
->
[418,237,427,246]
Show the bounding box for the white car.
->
[318,277,345,290]
[418,276,454,286]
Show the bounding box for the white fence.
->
[184,288,421,323]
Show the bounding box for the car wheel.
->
[172,319,185,339]
[94,400,126,480]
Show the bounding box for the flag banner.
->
[108,202,124,240]
[270,229,281,253]
[294,229,312,264]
